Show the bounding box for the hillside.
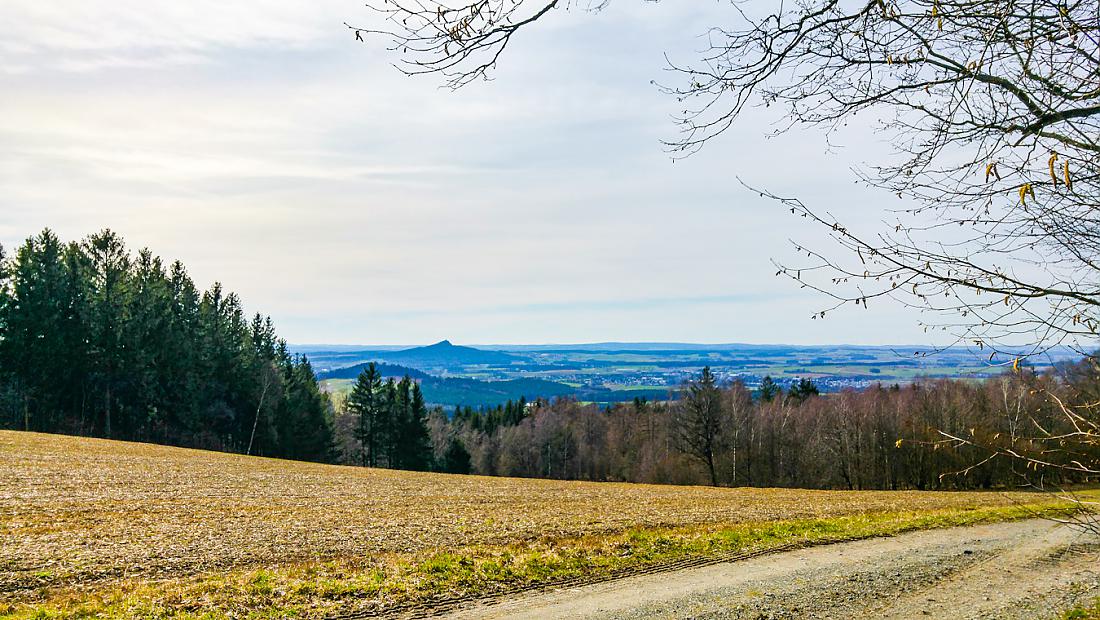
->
[413,375,575,405]
[2,431,1079,620]
[316,361,430,381]
[317,364,576,406]
[298,342,1086,402]
[319,368,670,407]
[371,339,517,367]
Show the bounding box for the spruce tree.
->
[83,230,132,438]
[402,382,433,471]
[346,362,383,466]
[390,376,414,468]
[758,376,781,402]
[788,378,820,403]
[379,378,399,468]
[441,437,472,474]
[286,357,334,463]
[0,228,337,464]
[163,261,202,436]
[3,231,73,432]
[127,249,173,437]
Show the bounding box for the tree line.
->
[4,229,1094,489]
[0,229,333,461]
[341,363,433,470]
[331,364,1099,490]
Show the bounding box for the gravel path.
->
[442,519,1100,619]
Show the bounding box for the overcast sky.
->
[0,0,936,346]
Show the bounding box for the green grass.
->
[2,500,1084,620]
[1063,598,1100,620]
[317,379,354,397]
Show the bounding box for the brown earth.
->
[0,430,1049,595]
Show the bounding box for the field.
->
[0,431,1083,619]
[302,342,1084,408]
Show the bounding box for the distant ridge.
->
[302,342,1085,409]
[316,362,580,407]
[315,362,429,381]
[368,340,517,367]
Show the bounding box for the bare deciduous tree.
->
[352,0,1099,517]
[352,0,1098,351]
[677,367,725,486]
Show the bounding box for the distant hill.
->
[372,340,518,368]
[419,378,672,409]
[292,341,521,373]
[317,361,575,407]
[301,341,1085,403]
[416,376,575,407]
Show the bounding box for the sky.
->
[0,0,933,346]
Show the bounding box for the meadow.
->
[1,430,1082,619]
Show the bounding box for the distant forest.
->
[0,229,335,461]
[374,364,1098,490]
[3,229,1097,490]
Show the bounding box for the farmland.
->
[302,341,1084,408]
[0,431,1084,619]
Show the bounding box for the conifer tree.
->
[401,382,433,471]
[0,228,335,464]
[347,362,383,466]
[390,376,414,468]
[787,378,819,404]
[441,437,471,474]
[83,230,131,437]
[758,376,780,403]
[3,231,73,432]
[379,377,399,467]
[281,357,333,462]
[128,249,173,436]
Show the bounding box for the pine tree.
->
[379,378,399,468]
[3,231,74,432]
[758,375,780,402]
[127,249,173,438]
[0,228,337,464]
[83,230,132,438]
[245,313,281,456]
[401,382,433,471]
[59,242,91,432]
[0,242,11,427]
[389,376,414,468]
[346,362,383,466]
[279,357,334,462]
[163,260,202,436]
[441,437,472,474]
[788,378,820,403]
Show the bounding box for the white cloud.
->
[0,0,933,345]
[0,0,341,71]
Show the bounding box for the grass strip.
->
[1063,599,1100,620]
[3,500,1083,620]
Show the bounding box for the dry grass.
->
[0,430,1075,618]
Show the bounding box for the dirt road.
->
[442,519,1099,619]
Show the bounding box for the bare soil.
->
[0,430,1043,595]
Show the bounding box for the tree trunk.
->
[732,444,738,487]
[104,384,112,438]
[246,376,271,456]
